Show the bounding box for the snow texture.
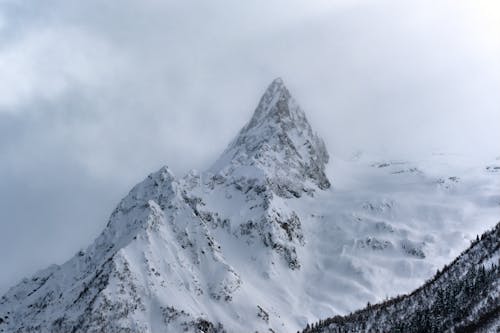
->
[302,222,500,333]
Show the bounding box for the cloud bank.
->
[1,0,499,293]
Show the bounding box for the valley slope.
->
[302,221,500,333]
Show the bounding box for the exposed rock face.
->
[204,78,331,269]
[211,78,330,198]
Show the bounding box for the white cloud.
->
[0,0,499,294]
[0,27,124,111]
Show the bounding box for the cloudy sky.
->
[1,0,499,293]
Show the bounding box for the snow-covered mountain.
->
[302,221,500,333]
[1,79,499,333]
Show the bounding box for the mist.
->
[1,0,499,293]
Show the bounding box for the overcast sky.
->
[1,0,499,294]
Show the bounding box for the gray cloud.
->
[1,0,499,293]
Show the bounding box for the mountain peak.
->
[211,78,331,196]
[246,77,300,129]
[267,77,285,92]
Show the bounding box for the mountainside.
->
[302,222,500,333]
[1,79,499,333]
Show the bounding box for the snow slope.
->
[1,79,499,333]
[302,222,500,333]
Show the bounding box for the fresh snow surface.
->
[0,78,499,333]
[302,221,500,333]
